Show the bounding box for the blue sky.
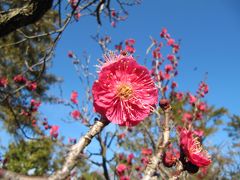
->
[1,0,240,162]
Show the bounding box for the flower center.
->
[117,84,133,99]
[190,137,203,154]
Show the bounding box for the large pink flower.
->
[92,55,158,126]
[179,128,211,167]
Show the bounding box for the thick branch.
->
[0,0,53,37]
[142,107,171,180]
[169,161,184,180]
[49,118,109,180]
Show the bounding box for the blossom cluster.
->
[111,28,212,177]
[0,74,37,91]
[115,39,136,54]
[115,148,153,179]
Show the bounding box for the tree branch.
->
[0,0,53,37]
[49,117,109,180]
[0,169,47,180]
[142,107,172,180]
[97,133,110,180]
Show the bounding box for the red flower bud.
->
[13,75,27,84]
[159,98,170,110]
[0,77,8,88]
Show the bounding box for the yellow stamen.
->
[117,84,133,99]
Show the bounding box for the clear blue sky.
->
[1,0,240,160]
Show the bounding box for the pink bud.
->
[167,38,175,46]
[50,125,59,138]
[0,77,8,88]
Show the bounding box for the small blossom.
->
[124,39,135,53]
[125,45,135,54]
[197,102,207,112]
[203,85,209,94]
[0,77,8,88]
[111,10,116,17]
[116,164,127,175]
[30,99,41,108]
[120,50,128,56]
[118,133,126,139]
[159,98,170,111]
[163,148,180,168]
[188,93,197,105]
[182,112,193,122]
[162,86,168,93]
[167,54,176,62]
[13,75,27,84]
[32,119,37,126]
[158,71,165,81]
[160,28,168,38]
[70,91,78,104]
[68,51,74,58]
[118,153,125,161]
[195,112,203,120]
[167,38,175,46]
[26,82,37,91]
[141,157,149,166]
[125,39,135,46]
[141,148,152,156]
[20,109,30,116]
[71,110,81,120]
[68,0,77,8]
[171,81,177,89]
[198,82,209,97]
[175,92,184,101]
[42,121,48,126]
[30,99,41,112]
[50,125,59,138]
[135,166,142,171]
[74,12,81,20]
[127,153,134,164]
[173,43,180,53]
[111,21,116,27]
[115,43,122,51]
[164,73,171,80]
[152,50,161,59]
[165,64,173,73]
